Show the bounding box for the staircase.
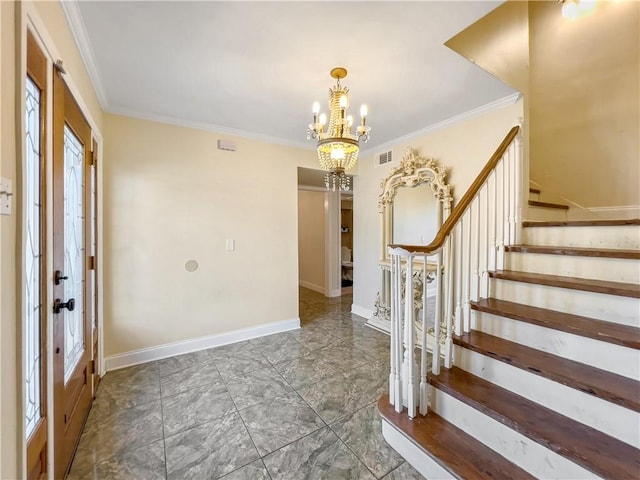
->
[378,128,640,479]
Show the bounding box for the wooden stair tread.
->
[506,244,640,259]
[430,367,640,479]
[489,269,640,298]
[470,298,640,349]
[377,395,536,480]
[523,219,640,227]
[528,200,569,210]
[454,330,640,412]
[529,187,541,195]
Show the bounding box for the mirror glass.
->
[392,184,438,245]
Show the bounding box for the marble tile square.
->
[73,400,163,466]
[305,341,370,373]
[382,462,426,479]
[162,382,237,437]
[219,459,270,480]
[331,403,404,478]
[344,361,390,402]
[68,439,166,480]
[214,351,272,375]
[220,366,293,410]
[274,356,342,390]
[238,391,325,456]
[251,334,310,365]
[206,339,263,359]
[263,427,375,480]
[165,412,259,480]
[86,365,160,427]
[160,361,224,398]
[297,374,368,424]
[295,327,341,352]
[158,349,216,377]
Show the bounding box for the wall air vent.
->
[376,150,392,167]
[217,139,236,152]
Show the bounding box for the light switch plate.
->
[0,177,13,216]
[225,239,235,251]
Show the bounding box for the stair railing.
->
[387,125,523,417]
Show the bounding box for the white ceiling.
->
[68,1,516,152]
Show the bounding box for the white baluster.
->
[509,146,517,246]
[472,196,480,303]
[433,251,442,376]
[420,255,429,415]
[390,251,403,413]
[455,222,463,337]
[389,254,397,406]
[504,151,511,248]
[482,180,491,299]
[403,255,418,418]
[445,234,454,369]
[497,159,505,270]
[513,138,523,245]
[463,210,471,333]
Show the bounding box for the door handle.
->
[53,298,75,314]
[54,270,69,285]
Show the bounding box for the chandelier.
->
[307,67,371,191]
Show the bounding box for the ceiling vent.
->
[376,150,392,167]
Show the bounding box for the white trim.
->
[107,105,314,151]
[381,419,455,479]
[59,0,109,110]
[586,205,640,213]
[325,288,342,298]
[299,280,325,295]
[361,92,521,157]
[351,304,374,320]
[104,317,301,372]
[298,185,328,193]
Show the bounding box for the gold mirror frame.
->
[379,147,453,261]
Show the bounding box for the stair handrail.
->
[389,125,520,255]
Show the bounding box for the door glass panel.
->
[63,125,85,383]
[25,76,42,438]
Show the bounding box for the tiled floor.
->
[68,288,426,479]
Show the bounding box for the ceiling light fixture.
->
[307,67,371,192]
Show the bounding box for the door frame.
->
[18,4,105,478]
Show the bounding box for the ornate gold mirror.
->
[367,147,452,335]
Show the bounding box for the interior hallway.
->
[67,288,426,479]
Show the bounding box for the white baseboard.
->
[299,280,325,295]
[104,317,300,372]
[351,304,374,320]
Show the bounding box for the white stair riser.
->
[506,252,640,284]
[528,191,540,201]
[381,420,455,480]
[523,225,640,250]
[491,278,640,327]
[471,311,639,380]
[430,386,601,479]
[454,346,640,448]
[525,206,568,222]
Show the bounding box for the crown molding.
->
[107,105,315,151]
[60,0,110,110]
[361,92,522,157]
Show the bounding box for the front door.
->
[52,67,93,479]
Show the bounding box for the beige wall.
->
[1,2,19,477]
[353,100,523,314]
[447,0,639,217]
[529,0,639,215]
[298,190,326,293]
[103,114,318,356]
